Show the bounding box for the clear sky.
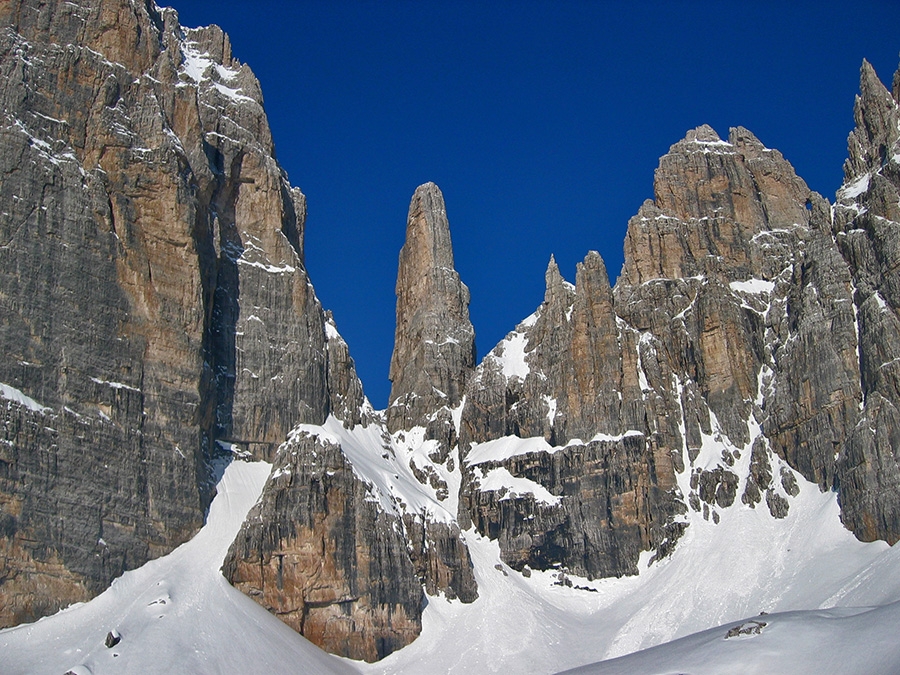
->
[169,0,900,409]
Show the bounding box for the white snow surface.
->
[563,601,900,675]
[465,430,644,466]
[475,466,561,505]
[290,415,458,523]
[179,40,255,103]
[0,381,51,413]
[839,172,871,201]
[0,460,353,675]
[495,328,530,380]
[4,429,900,673]
[356,484,900,675]
[729,278,775,295]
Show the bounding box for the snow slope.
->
[563,602,900,675]
[0,460,353,675]
[355,475,900,674]
[4,437,900,674]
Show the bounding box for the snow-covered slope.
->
[356,453,900,674]
[3,433,900,674]
[563,601,900,674]
[0,460,353,675]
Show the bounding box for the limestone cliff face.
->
[222,186,479,662]
[387,182,476,433]
[457,122,858,579]
[457,61,900,579]
[0,3,481,658]
[222,429,422,663]
[5,0,900,664]
[832,60,900,543]
[0,0,330,627]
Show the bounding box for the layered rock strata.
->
[457,122,859,578]
[0,0,330,627]
[456,59,900,579]
[831,60,900,543]
[387,182,476,433]
[223,428,422,663]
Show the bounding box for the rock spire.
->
[387,182,476,432]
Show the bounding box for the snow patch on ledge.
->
[90,377,141,393]
[839,173,870,201]
[466,430,645,466]
[477,467,561,505]
[236,257,296,274]
[179,41,256,103]
[0,382,51,413]
[289,416,457,524]
[495,330,530,381]
[729,278,775,295]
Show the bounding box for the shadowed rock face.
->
[387,182,476,433]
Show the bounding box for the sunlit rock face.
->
[387,181,476,434]
[5,0,900,664]
[222,430,423,663]
[0,0,324,627]
[223,182,479,661]
[458,76,900,578]
[832,60,900,544]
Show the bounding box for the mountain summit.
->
[388,181,476,433]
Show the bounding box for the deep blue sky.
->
[170,0,900,409]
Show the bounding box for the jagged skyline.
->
[170,0,900,408]
[5,2,900,670]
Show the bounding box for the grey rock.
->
[832,59,900,543]
[457,122,842,582]
[0,0,348,628]
[222,434,422,662]
[766,489,790,519]
[387,182,476,433]
[461,434,684,579]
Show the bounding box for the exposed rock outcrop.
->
[223,186,480,661]
[456,59,900,576]
[387,182,476,433]
[223,429,422,663]
[457,124,829,577]
[5,0,900,664]
[0,0,332,627]
[832,60,900,543]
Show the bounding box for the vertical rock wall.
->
[388,182,476,432]
[832,60,900,543]
[0,0,332,626]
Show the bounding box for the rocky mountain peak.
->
[0,0,352,627]
[388,182,476,432]
[830,59,900,544]
[540,254,574,319]
[621,123,812,289]
[7,2,900,668]
[843,59,900,182]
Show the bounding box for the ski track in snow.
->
[4,435,900,674]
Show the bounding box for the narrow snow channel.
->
[0,460,354,675]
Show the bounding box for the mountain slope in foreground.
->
[3,452,900,674]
